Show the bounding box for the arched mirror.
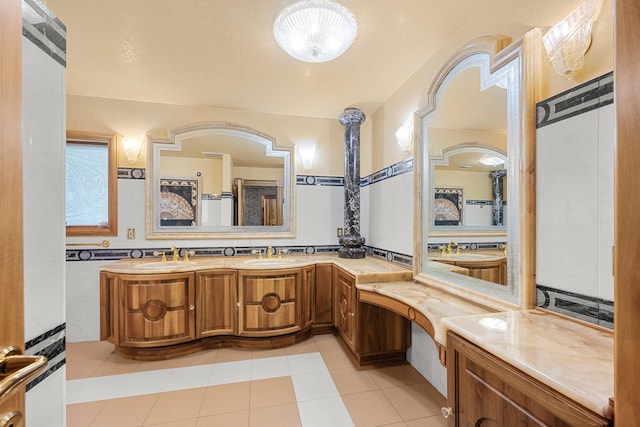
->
[146,122,295,239]
[414,32,538,310]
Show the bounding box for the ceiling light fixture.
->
[274,0,358,63]
[478,155,505,167]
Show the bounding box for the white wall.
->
[536,104,615,301]
[22,37,66,427]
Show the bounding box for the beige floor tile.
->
[174,349,219,368]
[321,349,359,370]
[145,419,197,427]
[249,403,301,427]
[197,411,249,427]
[200,381,251,417]
[144,387,207,425]
[66,401,108,427]
[312,333,344,352]
[405,415,448,427]
[382,384,442,421]
[342,390,403,427]
[66,358,105,380]
[251,348,287,359]
[419,382,446,407]
[369,364,425,389]
[91,354,140,377]
[66,340,115,362]
[330,367,380,395]
[215,348,253,363]
[135,358,180,373]
[284,338,320,355]
[250,377,297,409]
[89,393,159,427]
[379,423,408,427]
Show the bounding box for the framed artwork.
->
[433,187,463,226]
[159,178,199,226]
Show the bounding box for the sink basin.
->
[135,261,194,269]
[243,258,297,266]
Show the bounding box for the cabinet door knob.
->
[189,304,195,311]
[440,407,453,418]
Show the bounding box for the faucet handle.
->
[183,250,194,262]
[153,251,167,263]
[277,249,289,258]
[251,249,263,259]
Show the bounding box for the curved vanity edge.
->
[356,281,492,346]
[441,309,614,420]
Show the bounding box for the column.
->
[490,169,507,226]
[338,108,366,259]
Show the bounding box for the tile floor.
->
[66,334,447,427]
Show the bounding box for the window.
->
[66,131,118,236]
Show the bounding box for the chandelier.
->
[274,0,358,63]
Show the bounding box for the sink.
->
[431,253,494,261]
[135,261,194,269]
[447,253,492,260]
[243,258,297,266]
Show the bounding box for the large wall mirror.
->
[414,31,538,310]
[146,122,295,239]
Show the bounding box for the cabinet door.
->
[314,264,333,326]
[301,265,315,329]
[447,332,611,427]
[119,272,195,347]
[239,268,301,337]
[196,270,237,337]
[333,267,356,351]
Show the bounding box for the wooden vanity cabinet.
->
[238,268,302,336]
[300,265,315,330]
[439,258,507,285]
[333,266,410,364]
[313,264,333,331]
[196,270,237,337]
[109,272,196,347]
[447,332,611,427]
[334,266,356,350]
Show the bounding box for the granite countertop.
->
[442,310,614,420]
[99,254,412,283]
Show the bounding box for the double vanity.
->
[100,253,613,426]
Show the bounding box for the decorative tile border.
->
[296,175,344,186]
[361,157,413,187]
[25,323,66,392]
[426,241,506,252]
[536,285,613,329]
[466,200,493,206]
[118,167,146,179]
[365,246,413,268]
[536,71,614,128]
[66,245,342,262]
[22,0,66,67]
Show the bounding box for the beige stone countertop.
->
[99,254,412,283]
[442,310,614,420]
[356,281,490,343]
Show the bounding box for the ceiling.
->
[46,0,583,120]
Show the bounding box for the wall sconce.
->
[542,0,603,77]
[395,117,414,152]
[298,145,317,170]
[122,136,144,163]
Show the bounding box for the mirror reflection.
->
[147,123,294,239]
[414,33,538,308]
[430,145,507,231]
